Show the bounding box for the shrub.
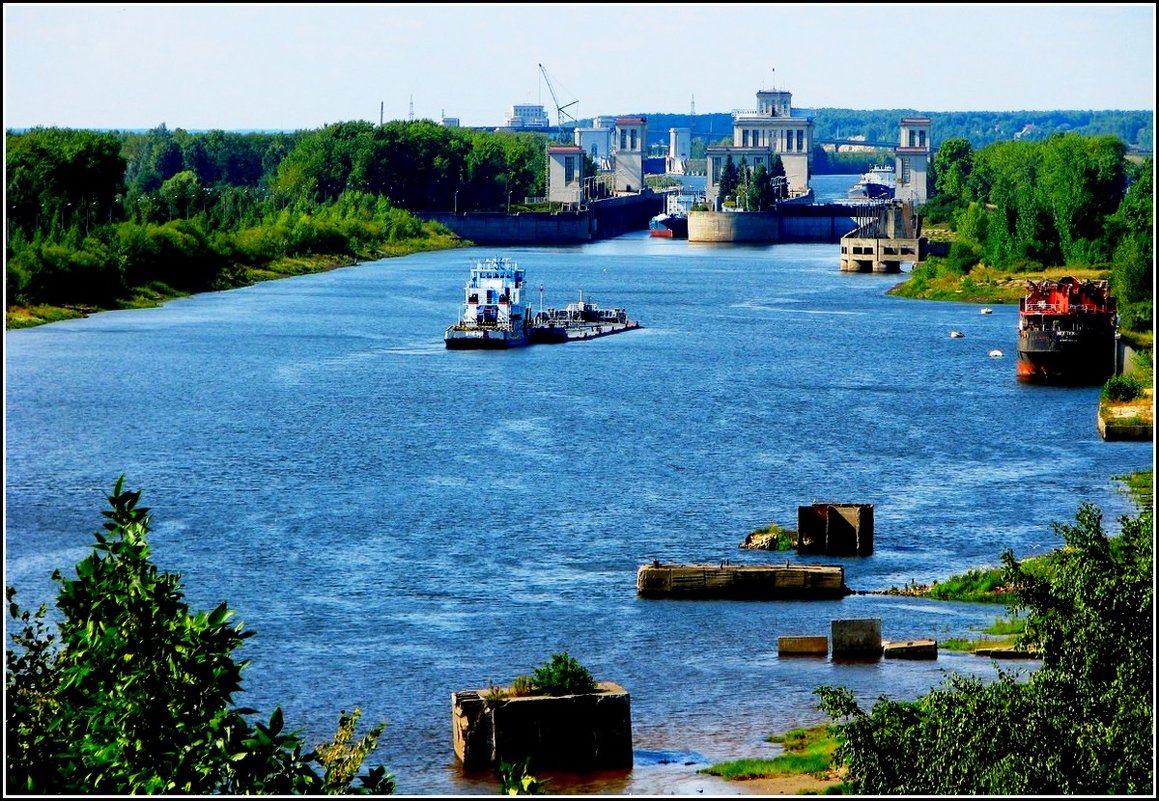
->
[1101,373,1144,402]
[530,652,597,696]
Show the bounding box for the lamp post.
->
[507,192,512,214]
[454,190,459,215]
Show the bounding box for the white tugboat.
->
[444,257,533,349]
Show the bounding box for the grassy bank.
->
[701,724,847,793]
[6,233,466,331]
[887,263,1110,305]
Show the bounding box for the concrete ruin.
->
[452,682,632,771]
[635,562,849,600]
[797,503,874,556]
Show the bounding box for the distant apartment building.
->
[504,104,550,129]
[667,127,691,175]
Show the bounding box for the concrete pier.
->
[635,562,849,600]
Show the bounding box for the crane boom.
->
[538,63,578,129]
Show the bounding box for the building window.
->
[711,157,721,183]
[797,130,804,152]
[919,130,926,148]
[908,130,917,148]
[565,156,576,184]
[742,130,749,147]
[630,130,637,150]
[620,129,627,150]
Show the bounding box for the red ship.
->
[1017,277,1118,385]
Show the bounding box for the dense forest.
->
[4,118,1153,344]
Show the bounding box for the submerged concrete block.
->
[883,639,938,659]
[832,618,882,658]
[452,682,632,771]
[778,635,829,656]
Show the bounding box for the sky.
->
[3,3,1155,132]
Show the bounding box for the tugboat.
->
[444,256,533,349]
[1017,276,1118,384]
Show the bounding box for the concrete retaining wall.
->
[420,194,664,246]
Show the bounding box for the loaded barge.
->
[531,289,642,343]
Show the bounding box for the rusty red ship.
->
[1017,276,1118,385]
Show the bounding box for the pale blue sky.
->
[4,3,1155,131]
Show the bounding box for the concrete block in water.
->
[778,635,829,656]
[832,618,882,658]
[452,682,632,771]
[797,503,874,556]
[883,639,938,659]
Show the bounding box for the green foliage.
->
[702,724,838,780]
[4,477,394,795]
[497,758,545,795]
[1101,373,1146,402]
[529,651,598,696]
[817,500,1153,794]
[925,567,1012,603]
[509,674,537,697]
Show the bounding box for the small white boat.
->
[980,307,993,315]
[949,330,965,338]
[989,349,1004,358]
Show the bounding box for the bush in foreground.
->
[5,477,395,794]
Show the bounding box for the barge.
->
[1017,276,1118,384]
[530,290,642,343]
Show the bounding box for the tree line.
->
[922,133,1153,335]
[4,122,1153,338]
[5,122,552,314]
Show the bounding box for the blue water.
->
[4,175,1151,794]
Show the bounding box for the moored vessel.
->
[847,165,896,201]
[1016,276,1118,384]
[649,212,689,239]
[444,256,533,349]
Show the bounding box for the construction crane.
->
[538,63,578,135]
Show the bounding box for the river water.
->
[4,175,1151,795]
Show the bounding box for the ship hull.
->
[444,328,531,349]
[1016,328,1117,384]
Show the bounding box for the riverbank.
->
[5,235,467,330]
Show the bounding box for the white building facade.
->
[612,116,646,194]
[895,117,931,204]
[705,88,814,209]
[546,144,585,206]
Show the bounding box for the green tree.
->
[817,498,1153,794]
[718,155,739,205]
[5,477,395,795]
[932,137,973,201]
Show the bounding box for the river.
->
[4,175,1151,794]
